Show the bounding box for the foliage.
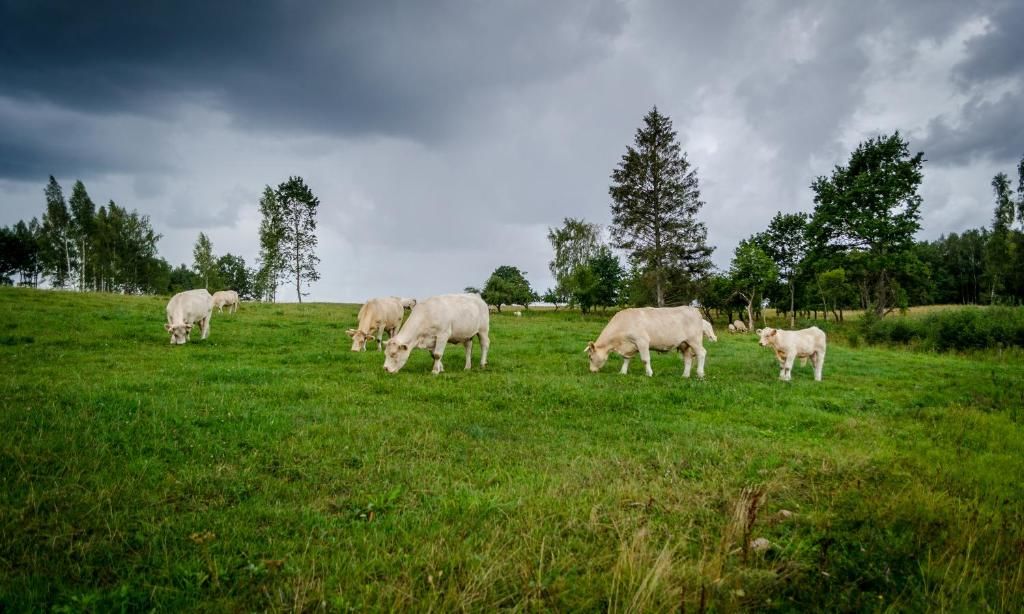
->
[547,218,603,301]
[275,177,321,302]
[215,253,253,299]
[807,132,924,316]
[68,180,97,291]
[1,289,1023,611]
[609,106,713,306]
[256,186,285,302]
[192,232,217,290]
[859,306,1024,351]
[481,265,535,311]
[753,211,807,325]
[40,176,75,288]
[729,239,778,327]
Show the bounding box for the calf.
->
[384,293,490,374]
[757,326,827,381]
[585,306,707,377]
[165,289,213,345]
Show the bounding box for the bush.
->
[858,307,1024,352]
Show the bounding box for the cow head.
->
[346,328,369,352]
[584,341,609,372]
[383,338,412,373]
[165,322,192,345]
[758,327,777,347]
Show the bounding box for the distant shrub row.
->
[857,307,1024,351]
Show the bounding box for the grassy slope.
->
[1,288,1022,612]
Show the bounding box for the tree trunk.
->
[789,281,796,328]
[295,218,302,303]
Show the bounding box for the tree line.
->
[0,176,321,302]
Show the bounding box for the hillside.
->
[1,288,1022,611]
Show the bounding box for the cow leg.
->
[694,344,707,378]
[432,333,450,374]
[636,340,653,377]
[478,330,489,368]
[681,346,693,378]
[813,350,825,381]
[620,357,630,374]
[782,354,795,381]
[202,314,211,339]
[463,338,473,370]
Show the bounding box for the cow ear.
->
[399,343,409,351]
[584,341,595,354]
[769,329,777,336]
[164,323,172,332]
[755,328,762,335]
[345,329,357,337]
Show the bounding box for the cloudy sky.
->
[1,0,1022,302]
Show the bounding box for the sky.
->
[1,0,1022,302]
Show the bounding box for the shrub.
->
[858,307,1024,352]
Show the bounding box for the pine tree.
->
[609,107,713,306]
[275,177,320,303]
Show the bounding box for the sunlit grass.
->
[1,288,1022,611]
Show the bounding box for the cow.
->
[165,289,214,345]
[211,290,239,314]
[732,319,748,333]
[513,311,523,317]
[384,293,490,374]
[398,297,417,309]
[585,306,708,378]
[756,326,827,381]
[728,323,736,333]
[347,297,405,352]
[702,319,718,342]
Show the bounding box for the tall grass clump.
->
[859,306,1024,351]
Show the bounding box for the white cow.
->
[757,326,827,381]
[384,293,490,374]
[702,319,718,342]
[728,323,736,333]
[398,297,417,309]
[165,289,214,345]
[347,297,405,352]
[585,306,708,377]
[211,290,239,314]
[732,319,748,333]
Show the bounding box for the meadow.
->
[1,288,1023,612]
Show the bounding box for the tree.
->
[256,186,285,302]
[481,265,535,312]
[807,132,924,317]
[609,106,713,306]
[730,239,778,329]
[753,212,808,327]
[216,253,252,298]
[540,287,566,310]
[569,247,624,312]
[40,176,75,288]
[817,268,855,322]
[192,232,216,289]
[275,177,320,302]
[547,218,603,302]
[68,180,96,291]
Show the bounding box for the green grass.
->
[1,288,1023,612]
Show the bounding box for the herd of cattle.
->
[164,289,828,381]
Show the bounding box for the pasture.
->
[1,288,1023,611]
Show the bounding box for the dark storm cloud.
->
[920,92,1024,165]
[0,0,627,141]
[954,1,1024,85]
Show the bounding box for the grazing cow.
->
[732,319,748,333]
[702,319,718,342]
[211,290,239,314]
[165,289,213,345]
[347,297,405,352]
[384,293,490,374]
[513,311,523,317]
[585,306,707,378]
[757,326,827,381]
[728,323,736,333]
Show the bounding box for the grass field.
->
[1,288,1023,612]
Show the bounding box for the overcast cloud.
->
[2,0,1022,301]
